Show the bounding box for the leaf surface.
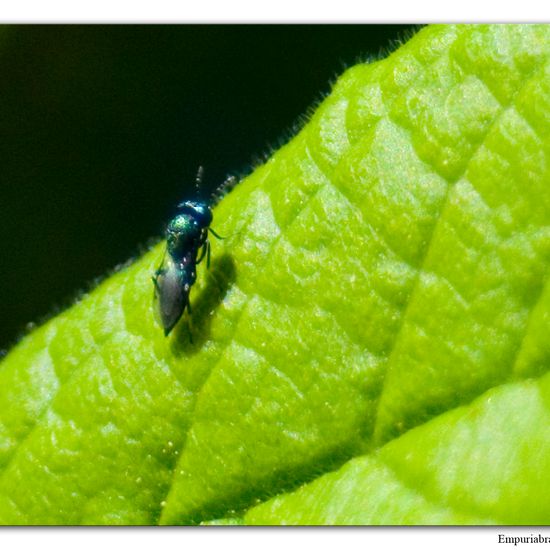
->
[0,24,549,525]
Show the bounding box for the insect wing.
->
[153,254,188,335]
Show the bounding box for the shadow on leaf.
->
[170,253,236,356]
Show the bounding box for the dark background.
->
[0,25,417,351]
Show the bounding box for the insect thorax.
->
[166,215,207,256]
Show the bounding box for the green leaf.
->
[0,24,549,525]
[244,373,550,525]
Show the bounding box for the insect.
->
[152,167,223,336]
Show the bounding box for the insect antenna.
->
[177,166,206,208]
[210,174,239,207]
[194,165,205,199]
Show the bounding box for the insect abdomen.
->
[153,254,195,336]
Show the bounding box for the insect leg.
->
[196,242,208,264]
[206,240,211,269]
[208,227,224,240]
[151,275,161,291]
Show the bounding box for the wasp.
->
[152,168,223,336]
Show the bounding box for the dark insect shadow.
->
[170,253,236,357]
